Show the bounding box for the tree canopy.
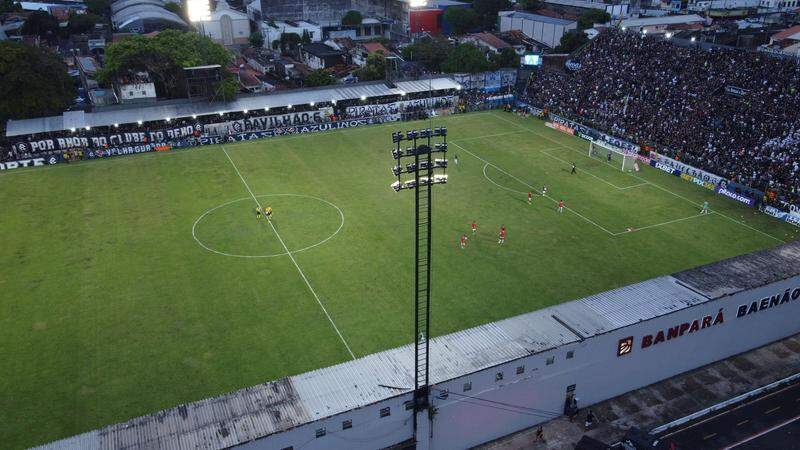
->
[341,10,363,26]
[471,0,511,30]
[489,47,518,70]
[85,0,110,15]
[99,29,233,98]
[0,41,75,127]
[20,11,59,41]
[0,0,22,13]
[554,30,588,53]
[355,51,386,81]
[401,37,451,72]
[304,69,336,87]
[442,43,489,73]
[443,7,478,35]
[517,0,542,12]
[249,31,264,48]
[68,13,103,34]
[577,9,610,30]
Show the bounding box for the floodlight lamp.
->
[85,126,91,130]
[310,102,315,106]
[622,26,627,31]
[287,104,293,109]
[187,0,211,22]
[408,0,427,7]
[360,95,367,101]
[70,127,76,132]
[165,117,171,122]
[665,32,672,39]
[219,112,224,116]
[400,91,406,96]
[137,120,143,125]
[455,85,462,91]
[691,36,696,42]
[265,106,270,111]
[331,99,336,105]
[114,123,119,128]
[642,29,648,34]
[243,109,248,114]
[192,114,197,119]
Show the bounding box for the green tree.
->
[99,29,233,98]
[355,51,386,81]
[489,47,518,69]
[443,7,478,35]
[401,36,451,72]
[472,0,511,30]
[0,0,22,13]
[518,0,542,12]
[304,69,336,87]
[276,32,301,54]
[0,41,75,127]
[554,30,588,53]
[85,0,110,15]
[218,77,238,101]
[301,29,312,44]
[441,43,489,73]
[162,2,185,20]
[341,10,363,26]
[577,9,610,30]
[20,11,59,41]
[249,31,264,48]
[68,13,103,34]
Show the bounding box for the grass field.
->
[1,111,797,448]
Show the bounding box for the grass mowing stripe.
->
[221,145,357,360]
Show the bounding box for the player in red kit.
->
[460,233,468,249]
[528,191,533,204]
[558,199,565,213]
[471,221,477,235]
[498,225,506,244]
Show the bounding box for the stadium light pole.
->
[390,126,448,447]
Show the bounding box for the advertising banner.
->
[649,152,727,186]
[762,205,800,227]
[344,96,455,118]
[549,114,640,153]
[0,155,59,171]
[716,185,756,207]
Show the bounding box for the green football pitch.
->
[1,111,797,448]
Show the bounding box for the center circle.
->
[192,194,344,258]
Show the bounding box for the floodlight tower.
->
[390,126,448,446]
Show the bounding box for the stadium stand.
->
[522,29,800,206]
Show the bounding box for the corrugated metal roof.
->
[620,14,705,27]
[502,11,576,26]
[5,78,461,137]
[673,240,800,299]
[38,241,800,450]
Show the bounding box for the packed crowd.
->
[524,29,800,206]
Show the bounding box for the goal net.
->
[589,140,638,172]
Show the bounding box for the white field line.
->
[489,112,786,244]
[482,163,527,195]
[451,140,616,236]
[538,147,643,191]
[221,146,356,360]
[613,213,709,236]
[723,414,800,450]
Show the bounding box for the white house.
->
[200,0,250,46]
[257,19,322,50]
[498,11,577,49]
[114,71,157,103]
[759,0,800,10]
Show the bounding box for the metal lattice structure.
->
[390,127,448,442]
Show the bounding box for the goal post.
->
[589,140,637,172]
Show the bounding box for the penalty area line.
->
[614,213,710,236]
[451,141,616,236]
[220,146,357,360]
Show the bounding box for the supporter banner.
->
[198,116,398,146]
[716,186,756,207]
[725,86,749,97]
[11,125,199,152]
[762,205,800,228]
[649,152,727,186]
[0,155,59,171]
[565,60,582,71]
[549,114,639,153]
[344,96,455,117]
[202,108,334,136]
[84,142,166,159]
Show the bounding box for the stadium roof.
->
[110,0,188,30]
[5,78,461,137]
[619,14,705,28]
[499,10,576,26]
[36,240,800,449]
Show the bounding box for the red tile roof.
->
[360,42,389,55]
[772,25,800,42]
[468,32,511,50]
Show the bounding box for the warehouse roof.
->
[37,242,800,450]
[499,10,576,26]
[5,78,461,137]
[620,14,705,28]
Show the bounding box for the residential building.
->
[462,32,512,54]
[498,11,578,49]
[255,20,322,50]
[618,14,706,33]
[114,71,157,104]
[300,42,344,69]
